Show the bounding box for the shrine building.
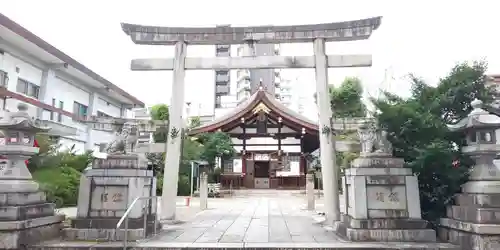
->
[188,87,319,189]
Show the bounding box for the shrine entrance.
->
[121,17,381,222]
[253,160,270,189]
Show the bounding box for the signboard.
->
[254,154,270,161]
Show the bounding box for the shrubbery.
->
[29,135,93,207]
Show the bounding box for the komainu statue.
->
[358,120,377,154]
[105,122,137,154]
[358,120,393,155]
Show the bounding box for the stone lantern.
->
[0,103,63,249]
[440,99,500,249]
[0,104,48,192]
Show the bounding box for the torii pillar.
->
[161,42,187,220]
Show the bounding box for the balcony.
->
[237,70,250,81]
[215,73,230,83]
[216,85,230,95]
[237,79,250,91]
[39,120,78,136]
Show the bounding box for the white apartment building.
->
[0,13,144,153]
[210,43,314,121]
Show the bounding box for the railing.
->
[116,196,159,250]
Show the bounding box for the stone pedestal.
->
[336,153,436,242]
[200,173,208,210]
[64,154,158,241]
[306,174,315,210]
[0,167,64,249]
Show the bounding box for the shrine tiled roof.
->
[188,88,318,135]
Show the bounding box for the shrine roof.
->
[188,88,318,135]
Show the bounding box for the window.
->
[0,70,8,87]
[58,101,63,122]
[73,101,88,120]
[237,46,244,56]
[50,98,56,121]
[480,130,495,143]
[215,96,222,108]
[16,78,39,99]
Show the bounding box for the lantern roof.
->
[0,103,51,133]
[448,99,500,131]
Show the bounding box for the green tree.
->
[148,104,205,195]
[330,77,366,118]
[150,104,169,142]
[314,77,367,117]
[198,131,235,168]
[371,61,494,226]
[189,116,201,128]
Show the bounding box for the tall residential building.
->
[0,13,144,153]
[235,43,281,103]
[276,78,293,107]
[214,25,231,109]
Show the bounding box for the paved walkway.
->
[148,196,341,244]
[40,192,459,249]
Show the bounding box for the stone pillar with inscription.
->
[200,173,208,210]
[64,144,157,241]
[439,99,500,250]
[335,121,436,242]
[306,174,315,210]
[0,103,64,249]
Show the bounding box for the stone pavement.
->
[36,192,459,249]
[150,196,340,244]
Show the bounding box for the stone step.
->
[230,189,304,197]
[447,205,500,224]
[30,241,461,250]
[455,193,500,207]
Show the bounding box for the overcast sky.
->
[2,0,499,117]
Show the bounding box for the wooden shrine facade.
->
[189,88,319,189]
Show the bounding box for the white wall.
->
[0,42,131,154]
[96,97,121,117]
[0,52,42,117]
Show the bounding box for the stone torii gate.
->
[121,17,382,223]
